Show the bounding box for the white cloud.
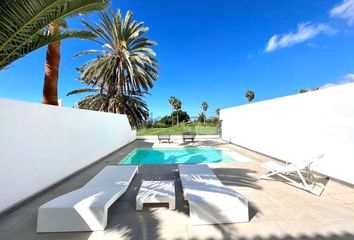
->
[330,0,354,25]
[321,73,354,88]
[265,22,335,52]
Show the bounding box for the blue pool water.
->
[120,147,238,164]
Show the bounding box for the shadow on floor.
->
[234,233,354,240]
[106,164,188,239]
[212,167,262,190]
[260,171,330,195]
[178,140,228,147]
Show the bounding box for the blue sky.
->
[1,0,354,119]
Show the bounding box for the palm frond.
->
[76,9,159,93]
[67,87,98,96]
[0,0,109,70]
[0,30,96,69]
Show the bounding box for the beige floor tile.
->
[88,227,138,240]
[308,204,354,220]
[156,225,189,240]
[331,193,354,205]
[149,208,190,227]
[276,219,323,237]
[249,207,280,222]
[273,206,319,221]
[187,224,238,240]
[324,181,354,194]
[304,194,344,206]
[235,221,284,239]
[266,195,310,208]
[316,218,354,237]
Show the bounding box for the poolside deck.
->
[1,139,354,240]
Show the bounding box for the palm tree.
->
[216,108,222,136]
[172,98,182,126]
[67,9,159,127]
[0,0,109,71]
[216,108,220,117]
[245,90,255,103]
[169,96,176,126]
[201,101,208,124]
[67,88,149,127]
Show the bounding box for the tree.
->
[0,0,109,71]
[172,98,182,126]
[159,115,172,127]
[197,112,206,123]
[172,110,190,124]
[216,108,220,117]
[67,9,159,127]
[159,110,190,127]
[68,88,149,127]
[299,87,319,93]
[245,90,255,103]
[169,96,176,126]
[201,101,208,124]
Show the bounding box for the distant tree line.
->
[141,98,219,129]
[299,87,319,93]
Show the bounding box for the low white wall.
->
[220,83,354,185]
[0,98,136,213]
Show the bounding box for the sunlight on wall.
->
[220,83,354,184]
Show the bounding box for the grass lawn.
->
[137,122,218,136]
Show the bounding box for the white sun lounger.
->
[37,165,137,232]
[136,180,176,210]
[178,164,249,225]
[259,154,325,196]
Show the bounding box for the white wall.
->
[220,83,354,185]
[0,99,136,213]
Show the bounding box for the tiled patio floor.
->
[1,139,354,240]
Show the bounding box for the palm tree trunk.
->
[177,111,179,126]
[117,71,125,114]
[42,24,60,105]
[171,107,174,126]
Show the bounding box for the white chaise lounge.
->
[178,164,249,225]
[259,154,325,196]
[37,165,137,232]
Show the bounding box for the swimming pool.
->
[120,147,250,164]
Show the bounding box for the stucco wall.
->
[220,83,354,185]
[0,99,136,213]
